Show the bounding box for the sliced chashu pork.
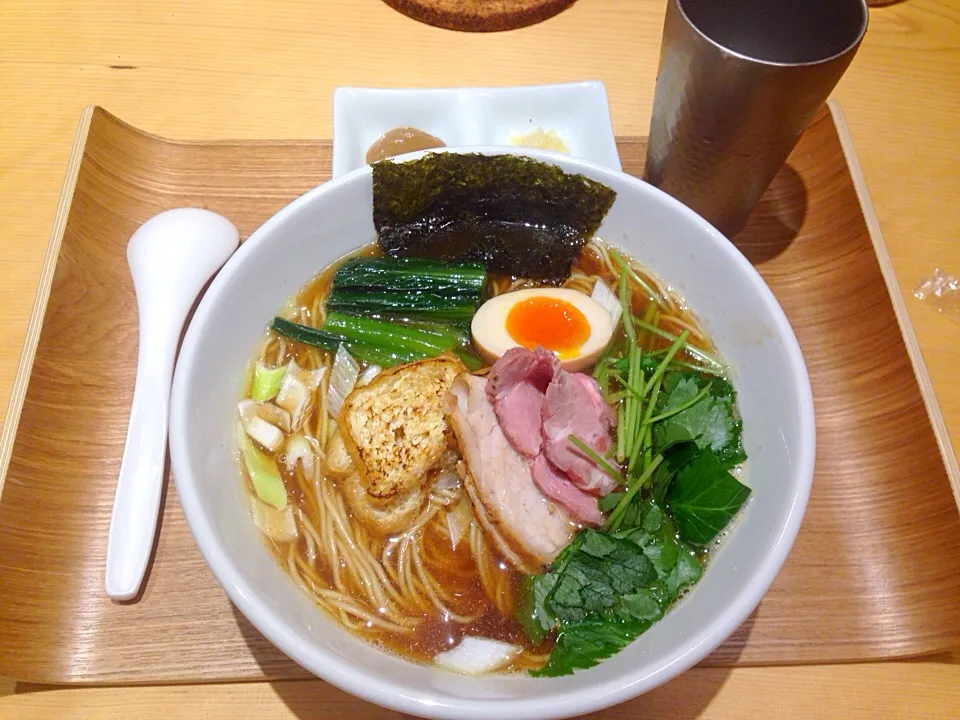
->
[446,374,576,573]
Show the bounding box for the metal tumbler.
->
[644,0,869,237]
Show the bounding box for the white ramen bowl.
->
[169,147,815,720]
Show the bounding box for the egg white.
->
[471,287,615,372]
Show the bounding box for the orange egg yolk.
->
[505,297,591,358]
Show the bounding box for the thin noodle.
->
[319,489,344,590]
[317,364,331,445]
[562,274,595,295]
[287,543,409,633]
[659,314,710,347]
[305,347,323,372]
[259,335,287,367]
[315,595,413,633]
[469,520,513,616]
[324,485,382,605]
[588,238,683,315]
[495,567,512,616]
[400,546,433,613]
[513,652,552,670]
[411,543,478,624]
[389,540,418,607]
[310,292,326,329]
[294,468,320,520]
[337,610,362,631]
[589,239,620,278]
[302,515,317,564]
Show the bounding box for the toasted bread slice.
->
[338,354,467,499]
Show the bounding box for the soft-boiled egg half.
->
[471,288,615,371]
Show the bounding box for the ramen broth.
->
[242,240,720,672]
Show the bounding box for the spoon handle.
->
[105,316,180,601]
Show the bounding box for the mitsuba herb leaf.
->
[372,153,616,282]
[531,619,648,678]
[628,522,702,600]
[598,492,624,514]
[618,589,663,623]
[611,352,658,375]
[621,510,684,579]
[665,549,703,596]
[652,372,746,466]
[709,375,737,403]
[639,353,661,374]
[600,493,664,533]
[516,573,559,645]
[641,501,665,532]
[667,447,751,545]
[549,533,657,623]
[552,531,586,571]
[599,491,644,528]
[522,519,706,676]
[651,441,701,505]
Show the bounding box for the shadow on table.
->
[732,163,809,266]
[231,598,755,720]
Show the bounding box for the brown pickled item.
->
[365,126,445,164]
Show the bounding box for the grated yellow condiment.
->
[508,127,570,154]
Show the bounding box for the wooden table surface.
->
[1,0,959,717]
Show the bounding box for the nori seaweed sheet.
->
[372,153,617,282]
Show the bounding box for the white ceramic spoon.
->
[105,208,239,601]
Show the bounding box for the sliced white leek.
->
[326,345,359,418]
[591,278,622,328]
[238,399,284,452]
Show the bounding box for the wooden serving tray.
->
[1,104,960,685]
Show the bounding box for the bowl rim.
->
[169,146,816,720]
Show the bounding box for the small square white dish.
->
[332,81,621,178]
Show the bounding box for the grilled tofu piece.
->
[339,471,428,536]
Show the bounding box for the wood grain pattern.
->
[0,104,958,686]
[380,0,578,32]
[2,662,960,720]
[2,0,960,715]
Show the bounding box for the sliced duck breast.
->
[485,346,560,458]
[542,370,619,496]
[530,454,603,525]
